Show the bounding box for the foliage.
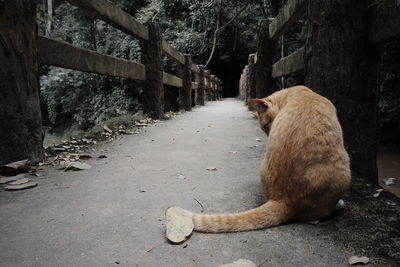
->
[37,0,265,130]
[40,68,141,130]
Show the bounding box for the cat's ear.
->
[249,99,268,113]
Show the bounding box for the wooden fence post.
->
[210,75,216,101]
[248,54,256,100]
[140,22,164,119]
[216,78,220,99]
[218,79,223,99]
[0,0,44,165]
[205,70,211,101]
[256,19,273,98]
[196,65,205,106]
[178,54,192,111]
[244,65,249,103]
[304,0,377,181]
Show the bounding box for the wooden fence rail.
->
[39,0,222,119]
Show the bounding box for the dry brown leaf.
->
[206,166,217,171]
[218,259,257,267]
[9,178,30,185]
[79,154,92,160]
[0,173,25,184]
[348,256,369,265]
[4,159,29,169]
[165,206,193,244]
[103,125,112,133]
[373,189,384,198]
[60,161,91,171]
[5,182,38,191]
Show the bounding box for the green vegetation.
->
[37,0,265,133]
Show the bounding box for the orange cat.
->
[185,86,351,232]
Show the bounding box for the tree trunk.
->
[139,23,164,119]
[304,0,377,181]
[0,0,44,165]
[256,19,273,98]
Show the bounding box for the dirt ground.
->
[0,99,399,267]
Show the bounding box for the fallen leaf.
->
[4,159,29,169]
[52,147,67,152]
[176,174,186,180]
[382,177,399,187]
[348,256,369,265]
[165,206,193,244]
[5,182,38,191]
[228,151,238,154]
[60,161,91,171]
[98,155,107,158]
[9,178,30,185]
[79,154,92,160]
[0,173,25,184]
[256,138,262,142]
[119,130,138,135]
[206,167,217,171]
[308,220,319,225]
[103,125,112,133]
[373,189,384,198]
[218,259,257,267]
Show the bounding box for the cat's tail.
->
[185,200,289,233]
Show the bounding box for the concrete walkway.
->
[0,99,398,266]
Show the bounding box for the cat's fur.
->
[185,86,351,232]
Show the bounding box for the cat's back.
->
[271,86,341,141]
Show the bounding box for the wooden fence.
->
[38,0,223,119]
[239,0,400,102]
[238,0,400,182]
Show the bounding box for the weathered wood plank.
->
[369,1,400,44]
[272,47,304,78]
[67,0,148,40]
[163,72,183,87]
[38,36,146,80]
[162,40,185,64]
[191,82,198,89]
[269,0,306,40]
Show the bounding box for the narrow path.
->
[0,99,390,266]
